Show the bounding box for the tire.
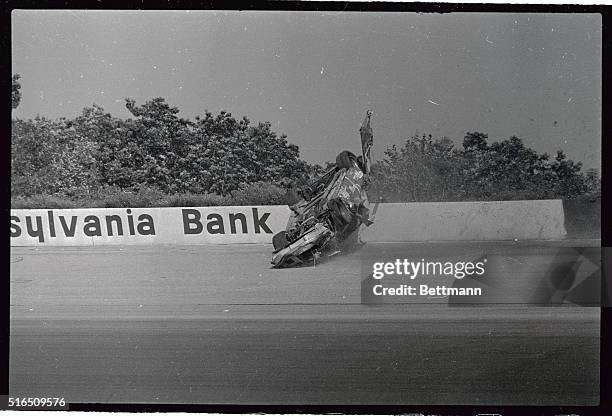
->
[329,198,353,226]
[272,231,289,251]
[336,150,357,169]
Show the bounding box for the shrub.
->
[10,182,292,208]
[11,194,78,209]
[95,185,167,208]
[227,181,288,206]
[165,193,229,207]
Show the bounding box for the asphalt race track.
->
[10,242,600,405]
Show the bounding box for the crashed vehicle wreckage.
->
[271,110,375,268]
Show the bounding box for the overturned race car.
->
[271,111,375,268]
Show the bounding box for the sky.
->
[12,10,601,170]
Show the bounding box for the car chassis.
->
[271,111,374,268]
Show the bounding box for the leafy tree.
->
[583,168,601,199]
[13,97,313,197]
[187,107,310,194]
[11,116,98,197]
[370,133,464,201]
[370,131,597,202]
[548,150,588,198]
[12,74,21,109]
[462,131,488,152]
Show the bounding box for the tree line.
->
[11,75,599,207]
[369,132,600,202]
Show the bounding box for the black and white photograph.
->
[7,4,605,412]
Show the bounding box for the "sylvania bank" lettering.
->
[10,209,155,242]
[10,208,275,243]
[181,208,272,235]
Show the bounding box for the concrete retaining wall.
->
[10,206,291,246]
[562,198,601,239]
[362,200,567,242]
[10,200,569,246]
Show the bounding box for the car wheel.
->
[336,150,357,169]
[329,198,353,226]
[273,231,289,251]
